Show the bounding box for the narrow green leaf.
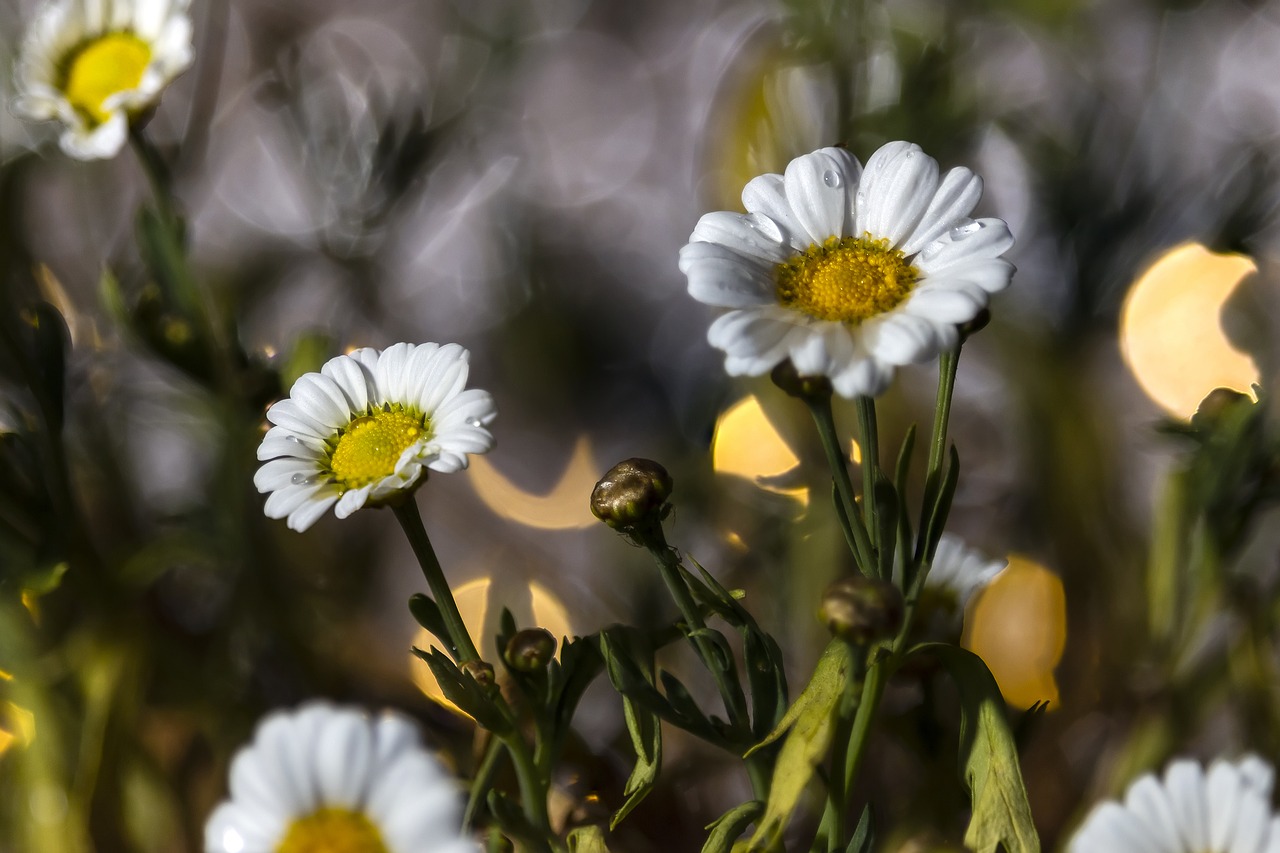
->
[701,801,763,853]
[746,640,855,850]
[408,594,458,659]
[845,803,874,853]
[412,647,508,733]
[612,677,662,829]
[919,644,1040,853]
[743,628,788,739]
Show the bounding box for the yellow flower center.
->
[62,33,151,125]
[276,808,389,853]
[775,235,917,323]
[328,407,429,490]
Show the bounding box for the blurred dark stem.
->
[927,348,959,478]
[392,499,481,665]
[178,0,230,174]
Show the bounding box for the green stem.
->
[927,348,959,478]
[641,526,770,799]
[129,124,176,222]
[503,731,555,852]
[392,500,481,664]
[855,396,881,573]
[807,398,876,575]
[465,736,506,830]
[813,649,868,852]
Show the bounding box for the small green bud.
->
[819,576,904,645]
[1191,387,1252,429]
[770,359,832,400]
[504,628,557,673]
[461,659,496,690]
[590,458,673,530]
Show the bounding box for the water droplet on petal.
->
[855,190,867,207]
[919,244,942,261]
[290,473,316,486]
[465,417,484,428]
[822,169,842,189]
[905,151,916,160]
[284,435,302,443]
[949,221,984,240]
[747,213,784,242]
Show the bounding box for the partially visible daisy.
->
[204,703,479,853]
[679,142,1014,397]
[1069,755,1280,853]
[925,533,1006,620]
[12,0,194,160]
[255,342,496,532]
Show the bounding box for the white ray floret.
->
[1069,754,1280,853]
[679,142,1014,397]
[255,342,497,532]
[204,702,479,853]
[926,533,1007,613]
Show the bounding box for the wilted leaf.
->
[701,801,762,853]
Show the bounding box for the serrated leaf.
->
[701,801,762,853]
[920,644,1040,853]
[612,672,661,829]
[746,640,854,850]
[412,647,508,732]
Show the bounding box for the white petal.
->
[433,389,497,430]
[1229,792,1273,853]
[1087,802,1161,853]
[855,141,939,247]
[265,399,332,441]
[203,801,283,853]
[689,210,791,265]
[1166,760,1211,853]
[862,313,951,366]
[288,373,353,431]
[254,458,324,493]
[681,243,777,309]
[901,167,983,255]
[321,354,372,414]
[313,710,375,809]
[829,346,894,399]
[1209,759,1246,852]
[914,218,1014,274]
[333,487,373,519]
[375,343,414,404]
[784,147,861,244]
[919,257,1015,297]
[901,286,984,324]
[257,427,324,462]
[287,494,339,532]
[413,344,470,415]
[1124,775,1183,853]
[741,172,810,251]
[60,112,128,160]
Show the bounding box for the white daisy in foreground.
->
[255,342,496,532]
[12,0,194,160]
[1069,755,1280,853]
[205,703,479,853]
[925,533,1006,618]
[679,142,1014,397]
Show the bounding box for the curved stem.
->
[928,348,959,478]
[392,500,481,664]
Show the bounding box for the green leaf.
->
[411,647,509,733]
[845,803,874,853]
[919,644,1040,853]
[701,801,763,853]
[568,825,612,852]
[746,640,855,850]
[743,628,788,740]
[611,680,661,829]
[917,445,960,567]
[408,594,458,659]
[548,634,604,755]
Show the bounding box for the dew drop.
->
[822,169,842,189]
[747,213,784,242]
[919,244,942,261]
[465,417,484,428]
[855,190,867,207]
[949,221,984,240]
[284,435,302,443]
[290,473,316,486]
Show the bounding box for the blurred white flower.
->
[679,142,1015,397]
[255,342,496,532]
[12,0,193,160]
[1068,755,1280,853]
[204,703,479,853]
[926,533,1006,614]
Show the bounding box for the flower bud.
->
[1191,387,1252,429]
[770,359,832,400]
[819,576,904,645]
[504,628,557,673]
[461,659,496,690]
[590,458,673,530]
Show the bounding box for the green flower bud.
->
[504,628,557,673]
[819,576,904,645]
[590,458,673,530]
[770,359,832,400]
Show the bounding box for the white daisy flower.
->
[1069,754,1280,853]
[12,0,194,160]
[926,533,1006,615]
[254,342,496,533]
[679,142,1014,397]
[204,703,479,853]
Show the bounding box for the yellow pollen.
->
[328,408,428,490]
[276,808,388,853]
[62,33,151,125]
[776,235,917,323]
